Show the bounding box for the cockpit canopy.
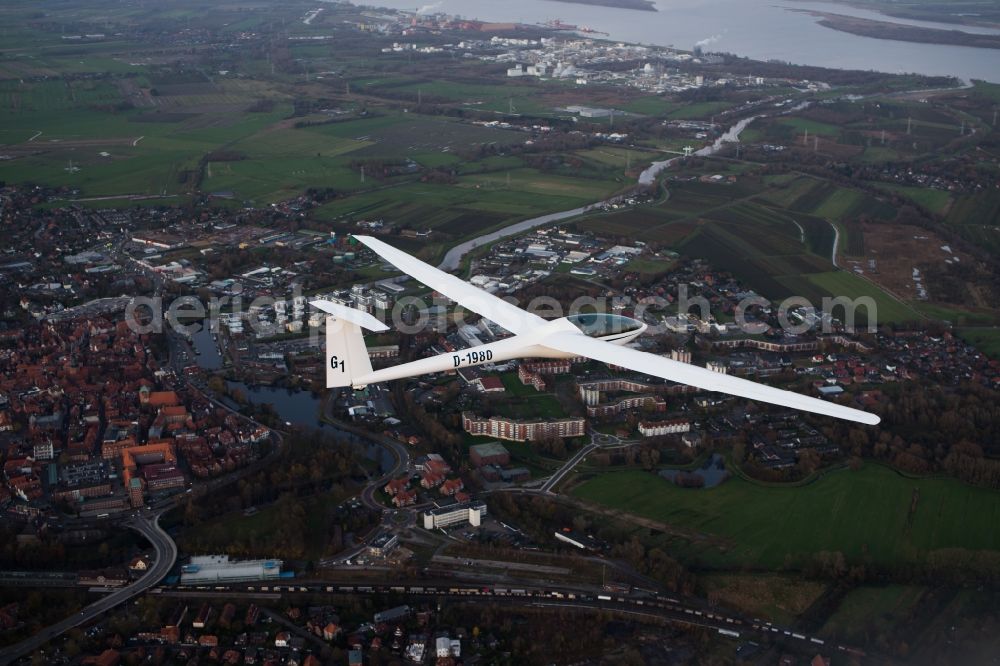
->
[566,313,644,339]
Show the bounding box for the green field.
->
[572,464,1000,569]
[913,302,999,326]
[880,183,953,214]
[812,188,864,220]
[778,117,842,137]
[805,271,920,325]
[957,327,1000,358]
[361,78,552,116]
[492,392,567,421]
[666,101,734,120]
[624,257,677,275]
[859,145,903,163]
[680,214,834,303]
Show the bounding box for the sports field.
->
[572,464,1000,569]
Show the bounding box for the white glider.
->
[311,235,880,425]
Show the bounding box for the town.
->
[2,0,1000,662]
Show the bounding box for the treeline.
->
[814,381,1000,488]
[177,430,379,560]
[181,429,364,521]
[693,54,955,89]
[400,387,464,460]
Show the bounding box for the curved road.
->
[0,513,177,666]
[828,220,841,268]
[438,112,769,272]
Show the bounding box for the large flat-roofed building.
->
[120,441,179,507]
[374,605,410,624]
[131,232,186,250]
[143,463,186,492]
[422,501,487,530]
[587,394,666,419]
[462,412,585,443]
[469,442,510,468]
[368,533,399,558]
[180,555,282,585]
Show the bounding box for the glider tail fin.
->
[325,316,373,389]
[311,300,389,389]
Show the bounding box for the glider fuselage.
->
[348,314,647,389]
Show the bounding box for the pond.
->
[659,453,729,489]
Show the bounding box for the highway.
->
[0,513,177,666]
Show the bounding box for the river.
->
[351,0,1000,82]
[188,329,395,470]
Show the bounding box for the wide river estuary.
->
[353,0,1000,82]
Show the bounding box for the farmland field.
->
[666,101,734,119]
[624,257,678,276]
[805,271,920,325]
[572,464,1000,570]
[880,183,953,214]
[578,207,691,242]
[913,302,999,326]
[777,116,841,137]
[946,190,1000,257]
[679,214,834,303]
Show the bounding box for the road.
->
[150,578,866,659]
[541,442,598,493]
[313,391,413,565]
[534,431,634,494]
[439,109,769,273]
[0,513,177,666]
[828,219,841,268]
[322,391,409,512]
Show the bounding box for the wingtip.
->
[859,412,881,426]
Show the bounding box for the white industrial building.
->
[422,501,487,530]
[179,555,283,585]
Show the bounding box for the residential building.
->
[638,419,692,437]
[462,412,585,442]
